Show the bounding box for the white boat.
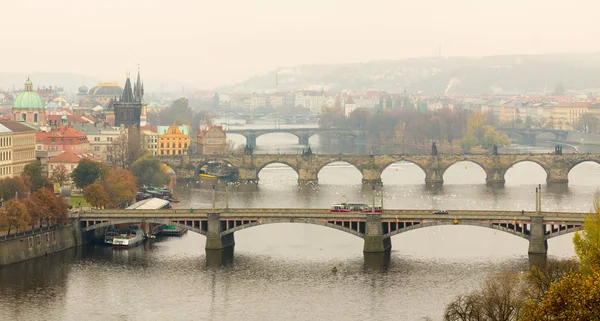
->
[104,231,119,244]
[112,229,145,247]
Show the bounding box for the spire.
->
[121,76,134,103]
[134,65,144,103]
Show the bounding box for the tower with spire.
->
[111,68,144,128]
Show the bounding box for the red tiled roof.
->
[36,126,89,144]
[140,125,157,133]
[49,150,100,163]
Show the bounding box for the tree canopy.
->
[130,155,168,187]
[23,160,47,192]
[71,159,107,189]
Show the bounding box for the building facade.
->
[1,121,37,177]
[12,78,47,126]
[158,125,190,156]
[48,150,100,184]
[72,123,126,162]
[196,125,227,155]
[36,124,90,152]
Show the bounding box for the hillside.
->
[218,53,600,94]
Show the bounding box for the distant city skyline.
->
[1,0,600,89]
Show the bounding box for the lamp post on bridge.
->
[212,184,216,212]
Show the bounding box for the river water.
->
[1,122,599,321]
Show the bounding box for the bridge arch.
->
[221,218,364,239]
[194,159,236,176]
[568,160,600,186]
[256,160,300,177]
[505,159,549,183]
[546,226,583,240]
[255,132,314,146]
[380,160,427,185]
[384,221,529,240]
[381,160,428,176]
[82,219,206,235]
[317,160,363,184]
[442,160,487,184]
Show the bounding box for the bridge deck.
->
[72,208,588,222]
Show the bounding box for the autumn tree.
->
[103,169,137,208]
[520,270,600,320]
[30,188,64,226]
[130,155,168,187]
[84,183,111,209]
[1,199,31,235]
[23,160,47,192]
[572,193,600,275]
[71,159,107,189]
[0,176,28,201]
[50,164,70,187]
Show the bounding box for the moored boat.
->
[112,228,145,247]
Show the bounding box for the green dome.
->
[13,90,45,110]
[78,85,88,94]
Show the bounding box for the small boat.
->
[104,231,119,244]
[199,173,218,179]
[112,228,145,247]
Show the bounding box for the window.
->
[160,143,164,148]
[33,113,38,123]
[172,129,176,134]
[94,137,100,141]
[94,146,100,151]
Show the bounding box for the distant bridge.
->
[225,127,363,146]
[164,153,600,185]
[499,128,569,144]
[72,208,587,258]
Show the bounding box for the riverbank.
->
[0,224,81,266]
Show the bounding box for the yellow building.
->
[550,103,589,130]
[158,125,189,156]
[0,121,37,176]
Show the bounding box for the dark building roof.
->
[0,120,38,132]
[121,77,134,103]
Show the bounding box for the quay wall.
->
[0,225,81,267]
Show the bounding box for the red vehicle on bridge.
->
[330,203,382,213]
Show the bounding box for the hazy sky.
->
[2,0,599,89]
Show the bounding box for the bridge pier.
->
[71,218,83,246]
[246,135,257,149]
[528,216,548,255]
[361,168,382,186]
[298,134,310,146]
[485,168,506,186]
[298,168,318,184]
[238,168,259,183]
[205,213,235,250]
[547,168,569,185]
[363,214,391,253]
[424,170,443,186]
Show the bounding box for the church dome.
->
[78,85,88,94]
[13,79,45,110]
[88,82,123,96]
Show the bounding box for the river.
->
[1,122,599,321]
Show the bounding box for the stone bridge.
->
[225,128,363,147]
[499,128,569,144]
[164,153,600,185]
[72,208,587,258]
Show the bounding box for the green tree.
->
[130,155,168,187]
[23,160,47,192]
[71,159,108,189]
[460,135,478,153]
[481,126,510,150]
